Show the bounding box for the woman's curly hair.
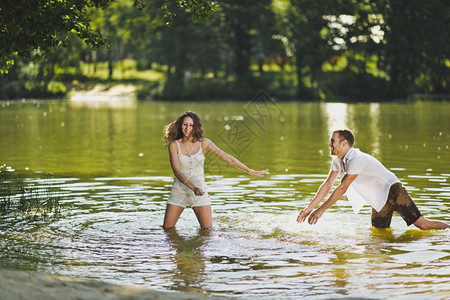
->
[163,111,204,145]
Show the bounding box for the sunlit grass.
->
[79,59,165,83]
[56,57,390,100]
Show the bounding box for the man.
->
[297,129,449,230]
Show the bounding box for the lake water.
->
[0,98,449,299]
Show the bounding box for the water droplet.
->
[139,153,144,157]
[224,125,230,130]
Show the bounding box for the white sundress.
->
[167,140,210,208]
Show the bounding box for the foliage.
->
[374,0,450,97]
[0,0,112,72]
[0,0,448,100]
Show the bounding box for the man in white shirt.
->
[297,129,450,230]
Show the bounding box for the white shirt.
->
[331,148,400,213]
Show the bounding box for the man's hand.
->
[297,208,312,223]
[308,208,324,225]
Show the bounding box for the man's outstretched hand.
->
[307,209,324,224]
[297,208,312,223]
[297,207,323,224]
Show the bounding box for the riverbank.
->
[0,269,225,300]
[69,84,137,108]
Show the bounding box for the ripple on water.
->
[0,174,449,299]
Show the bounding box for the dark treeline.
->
[0,0,448,100]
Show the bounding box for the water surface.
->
[0,99,449,299]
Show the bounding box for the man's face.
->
[329,132,344,155]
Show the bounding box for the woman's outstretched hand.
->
[249,169,270,177]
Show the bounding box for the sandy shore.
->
[0,269,224,300]
[69,84,137,108]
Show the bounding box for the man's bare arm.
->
[297,170,339,223]
[307,174,358,224]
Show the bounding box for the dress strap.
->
[175,140,182,154]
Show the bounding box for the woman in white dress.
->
[163,111,269,229]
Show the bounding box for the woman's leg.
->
[163,204,185,229]
[192,205,212,228]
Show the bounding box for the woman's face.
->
[181,116,194,138]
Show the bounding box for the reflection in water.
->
[369,227,435,244]
[164,228,211,294]
[324,102,348,134]
[0,216,63,272]
[330,253,350,295]
[369,103,381,156]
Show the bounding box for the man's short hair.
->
[334,129,354,146]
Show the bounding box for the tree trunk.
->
[233,22,251,82]
[36,58,46,82]
[107,50,113,79]
[93,50,97,74]
[173,50,186,96]
[258,55,264,74]
[295,50,304,98]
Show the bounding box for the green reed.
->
[0,165,62,218]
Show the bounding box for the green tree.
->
[220,0,278,82]
[286,0,352,98]
[0,0,112,72]
[375,0,450,96]
[0,0,219,72]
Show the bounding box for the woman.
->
[163,111,269,229]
